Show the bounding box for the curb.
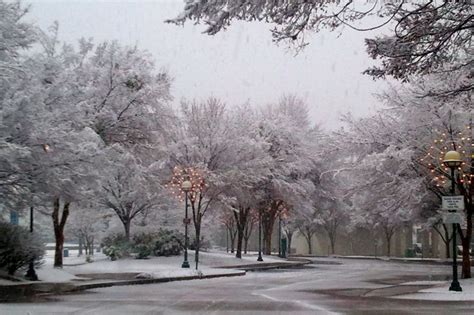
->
[0,271,245,302]
[217,259,311,271]
[331,255,462,265]
[69,270,246,292]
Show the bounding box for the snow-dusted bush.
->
[153,229,183,257]
[101,229,184,259]
[0,222,45,275]
[134,244,152,259]
[101,233,131,261]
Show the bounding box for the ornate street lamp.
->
[181,180,192,268]
[443,150,463,292]
[25,206,38,281]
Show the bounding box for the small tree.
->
[296,210,318,255]
[0,222,45,275]
[219,210,237,253]
[243,209,259,254]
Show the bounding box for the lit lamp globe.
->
[443,151,462,168]
[181,180,192,192]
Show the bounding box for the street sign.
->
[442,196,465,211]
[443,212,463,224]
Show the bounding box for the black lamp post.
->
[257,209,263,262]
[25,206,38,281]
[443,150,462,292]
[181,180,192,269]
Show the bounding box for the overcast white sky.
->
[27,0,390,130]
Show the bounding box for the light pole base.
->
[25,262,38,281]
[449,281,462,292]
[181,261,190,268]
[257,255,263,262]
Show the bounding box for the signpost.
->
[441,196,464,225]
[442,196,465,211]
[443,212,463,225]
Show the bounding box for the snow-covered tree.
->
[0,0,38,208]
[218,209,237,253]
[171,1,473,90]
[100,146,163,240]
[164,98,237,267]
[256,96,317,254]
[295,208,318,255]
[218,105,271,258]
[0,0,36,80]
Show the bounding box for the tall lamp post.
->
[25,206,38,280]
[181,180,192,268]
[257,209,263,262]
[443,150,463,292]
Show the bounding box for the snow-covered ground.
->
[395,278,474,301]
[43,249,108,266]
[1,250,282,285]
[62,250,284,279]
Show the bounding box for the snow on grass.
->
[44,249,108,266]
[394,278,474,301]
[135,267,243,279]
[36,265,85,283]
[0,250,280,286]
[62,250,277,276]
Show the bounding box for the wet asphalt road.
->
[1,257,473,315]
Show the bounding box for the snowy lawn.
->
[62,250,284,279]
[43,249,108,266]
[394,278,474,301]
[2,250,272,285]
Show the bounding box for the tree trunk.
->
[434,224,451,259]
[194,224,201,270]
[87,236,94,256]
[262,216,275,255]
[244,237,249,254]
[243,221,254,254]
[78,237,83,256]
[460,209,472,278]
[234,207,250,259]
[461,236,471,278]
[262,201,281,255]
[386,235,392,257]
[236,228,244,259]
[305,235,313,255]
[329,234,336,255]
[229,229,236,253]
[52,198,70,268]
[286,231,293,255]
[122,219,131,241]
